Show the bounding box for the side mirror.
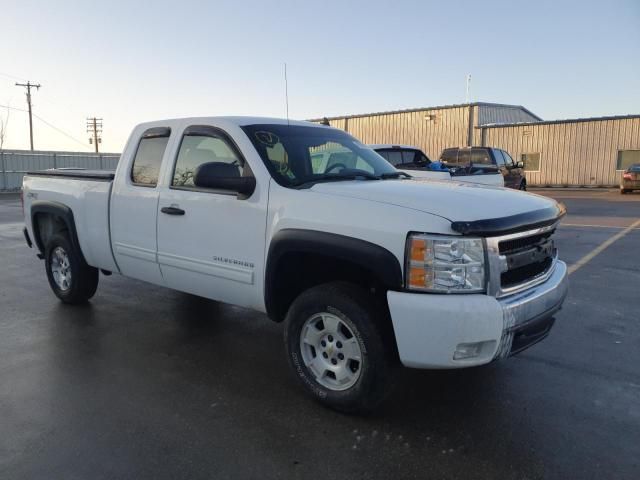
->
[193,162,256,197]
[516,161,524,169]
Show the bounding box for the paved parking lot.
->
[1,189,639,479]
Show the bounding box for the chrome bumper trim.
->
[494,260,569,359]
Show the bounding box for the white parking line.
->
[568,219,640,275]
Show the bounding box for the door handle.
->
[161,206,185,215]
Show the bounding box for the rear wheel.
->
[45,233,99,304]
[284,282,395,414]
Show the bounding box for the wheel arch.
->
[264,229,403,322]
[31,201,86,263]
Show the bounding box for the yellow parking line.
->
[562,223,638,229]
[568,218,640,275]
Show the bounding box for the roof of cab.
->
[136,116,323,129]
[369,144,421,150]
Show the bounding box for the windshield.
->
[241,124,399,187]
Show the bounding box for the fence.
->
[0,149,120,191]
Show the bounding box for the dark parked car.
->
[440,147,527,190]
[370,144,433,169]
[370,144,503,186]
[620,164,640,194]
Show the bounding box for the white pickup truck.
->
[22,117,568,413]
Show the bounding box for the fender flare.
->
[264,229,403,320]
[30,200,86,262]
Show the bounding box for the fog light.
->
[453,341,495,360]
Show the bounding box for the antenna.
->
[465,74,472,103]
[284,63,290,125]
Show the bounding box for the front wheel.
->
[519,181,527,191]
[45,233,99,304]
[284,282,395,414]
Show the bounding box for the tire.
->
[45,233,99,304]
[284,281,395,414]
[620,188,628,194]
[519,181,527,191]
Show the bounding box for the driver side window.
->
[172,134,243,187]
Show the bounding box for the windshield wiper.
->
[380,171,412,179]
[293,172,380,189]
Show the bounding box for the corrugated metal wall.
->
[0,150,120,191]
[478,105,540,125]
[327,106,472,160]
[480,117,640,186]
[318,103,542,160]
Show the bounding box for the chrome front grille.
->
[486,223,559,298]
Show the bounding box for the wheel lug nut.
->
[321,340,326,347]
[331,358,337,365]
[338,353,344,360]
[336,341,342,348]
[328,335,333,342]
[322,352,328,359]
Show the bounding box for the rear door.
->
[110,127,171,285]
[155,124,268,310]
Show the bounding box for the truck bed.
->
[22,170,118,274]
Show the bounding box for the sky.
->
[0,0,638,153]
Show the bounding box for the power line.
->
[33,113,90,150]
[0,104,28,113]
[15,81,41,150]
[0,71,27,82]
[0,103,90,150]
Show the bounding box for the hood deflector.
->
[451,203,566,236]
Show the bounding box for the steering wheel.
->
[325,163,347,174]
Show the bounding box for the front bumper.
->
[621,180,640,190]
[387,260,568,368]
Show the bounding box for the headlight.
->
[406,234,486,293]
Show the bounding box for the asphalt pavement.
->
[0,189,639,479]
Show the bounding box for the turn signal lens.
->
[409,265,430,288]
[410,238,427,262]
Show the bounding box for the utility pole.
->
[86,117,103,153]
[15,81,41,150]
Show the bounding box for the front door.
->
[500,150,520,188]
[156,125,268,311]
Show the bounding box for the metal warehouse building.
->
[312,102,640,187]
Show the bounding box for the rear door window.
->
[131,128,171,186]
[471,148,492,166]
[440,148,458,165]
[386,150,403,166]
[457,149,471,166]
[376,151,390,161]
[401,150,417,164]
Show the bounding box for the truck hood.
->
[311,178,561,225]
